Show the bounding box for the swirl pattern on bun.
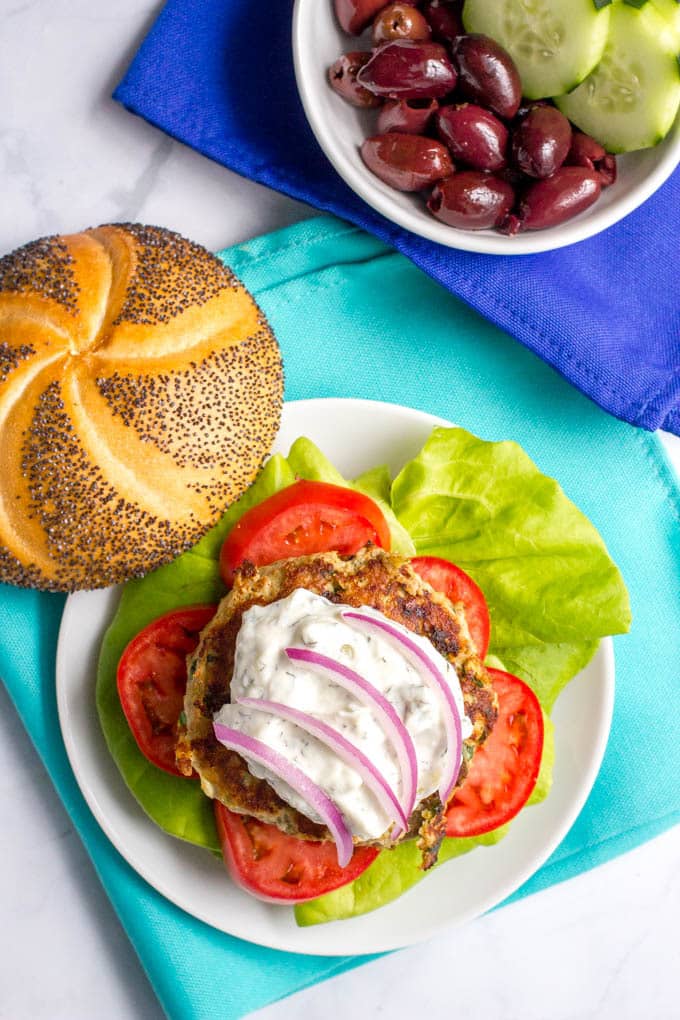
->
[0,223,283,591]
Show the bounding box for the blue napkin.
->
[2,217,679,1020]
[112,0,680,435]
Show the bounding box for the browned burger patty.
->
[181,546,498,867]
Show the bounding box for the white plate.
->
[292,0,680,254]
[56,398,614,955]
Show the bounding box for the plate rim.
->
[56,396,615,955]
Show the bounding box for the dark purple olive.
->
[498,165,530,190]
[357,40,457,99]
[499,213,521,236]
[452,34,522,120]
[511,105,572,179]
[377,97,439,134]
[437,103,508,172]
[361,132,455,190]
[373,3,432,42]
[422,0,464,42]
[334,0,390,35]
[597,154,617,188]
[516,167,601,230]
[427,171,514,228]
[567,131,606,168]
[328,52,383,108]
[566,132,617,188]
[514,99,550,121]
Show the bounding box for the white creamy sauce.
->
[213,589,472,841]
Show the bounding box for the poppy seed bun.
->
[0,223,283,591]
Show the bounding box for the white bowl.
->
[292,0,680,254]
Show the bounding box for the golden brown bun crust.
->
[0,224,283,591]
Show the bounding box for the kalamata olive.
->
[498,166,530,190]
[334,0,391,35]
[357,40,457,99]
[422,0,464,42]
[597,154,617,188]
[328,52,383,108]
[511,105,572,179]
[377,97,439,134]
[361,132,454,190]
[437,103,508,172]
[514,99,550,121]
[373,3,432,42]
[567,131,606,168]
[566,132,617,188]
[452,34,522,120]
[516,167,601,231]
[427,171,514,229]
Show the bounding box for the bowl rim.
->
[292,0,680,255]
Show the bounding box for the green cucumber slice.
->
[556,3,680,152]
[615,0,680,45]
[651,0,680,47]
[461,0,611,98]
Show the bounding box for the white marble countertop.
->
[1,3,679,1018]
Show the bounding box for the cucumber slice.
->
[651,0,680,47]
[611,1,680,48]
[556,4,680,152]
[462,0,611,99]
[613,0,680,46]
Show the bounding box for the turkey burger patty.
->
[180,546,498,868]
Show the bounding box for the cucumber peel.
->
[462,0,611,98]
[556,3,680,152]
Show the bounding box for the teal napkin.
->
[1,215,679,1020]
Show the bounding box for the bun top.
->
[0,223,283,591]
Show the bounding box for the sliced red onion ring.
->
[286,646,418,818]
[342,611,463,805]
[212,723,354,867]
[236,696,408,838]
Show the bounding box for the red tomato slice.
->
[410,555,491,659]
[445,667,544,837]
[116,604,217,777]
[220,479,391,586]
[214,802,380,903]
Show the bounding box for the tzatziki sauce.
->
[213,588,472,841]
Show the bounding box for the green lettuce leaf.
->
[391,427,631,709]
[488,641,599,713]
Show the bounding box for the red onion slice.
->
[286,646,418,817]
[342,611,463,805]
[212,723,354,867]
[236,696,408,838]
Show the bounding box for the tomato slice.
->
[411,555,491,659]
[445,667,544,837]
[214,802,379,903]
[219,479,392,586]
[116,604,217,776]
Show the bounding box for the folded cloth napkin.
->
[2,217,679,1020]
[112,0,680,435]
